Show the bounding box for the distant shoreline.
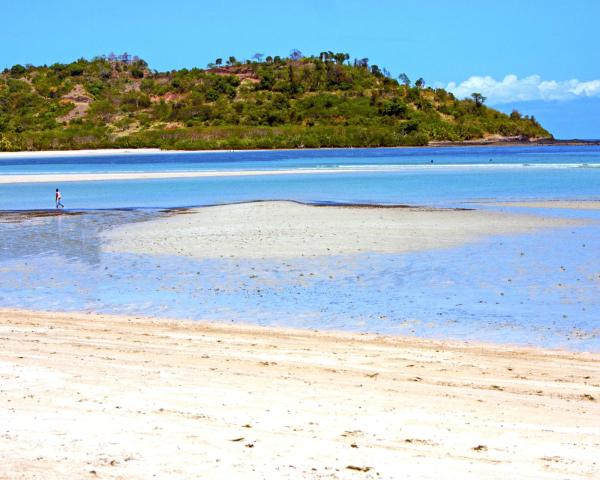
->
[429,138,600,147]
[0,139,599,160]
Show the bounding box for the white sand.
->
[0,147,332,159]
[490,200,600,210]
[0,148,164,159]
[103,201,580,259]
[1,309,598,479]
[0,167,404,184]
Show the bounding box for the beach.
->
[1,308,599,479]
[490,200,600,210]
[0,148,165,159]
[0,168,406,184]
[2,166,597,186]
[3,1,600,478]
[102,201,581,259]
[2,147,600,478]
[0,141,564,161]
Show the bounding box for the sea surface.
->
[1,146,599,350]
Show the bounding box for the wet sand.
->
[103,201,580,259]
[0,167,410,184]
[491,200,600,210]
[1,309,598,479]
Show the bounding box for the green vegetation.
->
[0,51,550,151]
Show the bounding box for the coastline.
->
[3,164,599,185]
[0,167,424,184]
[488,200,600,210]
[0,139,598,161]
[0,148,165,159]
[1,308,598,479]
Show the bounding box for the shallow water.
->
[1,146,600,210]
[2,145,600,174]
[1,206,599,351]
[1,146,599,350]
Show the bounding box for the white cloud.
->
[446,75,600,104]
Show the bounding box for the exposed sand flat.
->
[0,148,339,159]
[0,168,407,184]
[0,148,164,159]
[0,309,598,479]
[103,201,580,259]
[491,200,600,210]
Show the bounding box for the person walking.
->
[55,188,64,209]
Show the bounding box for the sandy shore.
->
[103,201,580,259]
[0,147,352,160]
[0,148,165,159]
[0,141,588,161]
[491,200,600,210]
[0,146,433,162]
[0,168,407,184]
[1,309,598,479]
[4,165,596,186]
[0,144,539,160]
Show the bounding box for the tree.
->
[398,73,410,86]
[354,58,369,68]
[227,56,237,66]
[380,99,407,117]
[334,52,349,65]
[252,53,264,62]
[471,92,486,107]
[133,58,148,68]
[510,109,521,120]
[319,51,338,63]
[288,63,299,94]
[9,64,26,76]
[370,65,382,77]
[215,58,223,66]
[289,49,303,61]
[415,77,425,89]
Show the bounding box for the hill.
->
[0,52,551,151]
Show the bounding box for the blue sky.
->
[2,0,600,138]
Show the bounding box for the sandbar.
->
[0,167,406,184]
[1,309,598,479]
[490,200,600,210]
[103,201,581,259]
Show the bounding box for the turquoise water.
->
[1,146,600,210]
[2,146,600,174]
[1,146,599,350]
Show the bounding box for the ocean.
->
[1,145,599,350]
[1,145,600,210]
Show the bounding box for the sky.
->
[2,0,599,138]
